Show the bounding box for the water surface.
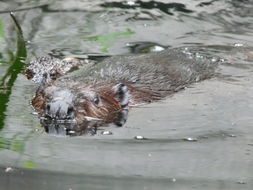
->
[0,0,253,189]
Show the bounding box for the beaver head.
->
[33,82,130,131]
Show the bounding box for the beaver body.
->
[29,48,218,135]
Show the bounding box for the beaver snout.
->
[44,89,76,120]
[45,100,75,120]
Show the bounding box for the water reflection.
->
[40,108,128,136]
[101,1,193,15]
[0,13,26,129]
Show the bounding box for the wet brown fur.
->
[30,48,218,125]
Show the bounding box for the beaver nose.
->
[45,101,75,120]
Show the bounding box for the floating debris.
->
[171,178,176,182]
[183,137,198,142]
[134,136,147,140]
[101,131,113,135]
[228,134,236,137]
[234,43,244,47]
[5,167,14,173]
[237,181,246,184]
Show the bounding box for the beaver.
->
[28,48,218,135]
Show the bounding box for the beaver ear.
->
[113,83,129,107]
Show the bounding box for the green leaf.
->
[10,12,27,59]
[0,20,3,38]
[87,29,135,53]
[22,161,36,169]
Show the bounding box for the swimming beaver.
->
[28,48,218,135]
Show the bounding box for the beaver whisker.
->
[83,116,102,121]
[41,115,77,124]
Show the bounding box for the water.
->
[0,0,253,189]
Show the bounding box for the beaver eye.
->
[93,95,100,106]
